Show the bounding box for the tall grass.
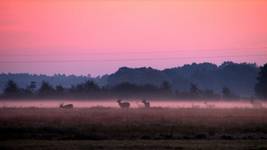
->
[1,107,267,140]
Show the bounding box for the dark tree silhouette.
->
[255,63,267,99]
[25,81,36,95]
[38,81,55,97]
[160,81,171,91]
[55,85,64,94]
[222,86,236,99]
[3,80,20,97]
[113,82,138,92]
[74,81,100,93]
[28,81,36,92]
[84,81,100,91]
[190,83,200,97]
[159,81,172,97]
[202,89,217,99]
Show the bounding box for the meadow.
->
[1,106,267,149]
[1,107,267,140]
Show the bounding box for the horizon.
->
[0,61,263,77]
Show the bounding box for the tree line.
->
[0,80,240,100]
[1,63,266,100]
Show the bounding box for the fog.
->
[1,99,266,109]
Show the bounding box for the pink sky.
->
[0,0,267,76]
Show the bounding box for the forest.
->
[0,62,266,100]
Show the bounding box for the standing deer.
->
[59,103,74,109]
[117,99,130,109]
[142,99,150,108]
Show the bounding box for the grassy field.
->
[1,107,267,140]
[1,107,267,149]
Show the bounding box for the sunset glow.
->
[1,0,267,75]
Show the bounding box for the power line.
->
[0,46,267,57]
[0,54,266,63]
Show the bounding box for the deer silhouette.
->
[59,103,74,109]
[117,99,130,109]
[142,99,150,108]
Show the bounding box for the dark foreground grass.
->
[1,140,267,150]
[1,107,267,140]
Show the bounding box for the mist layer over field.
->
[1,99,266,109]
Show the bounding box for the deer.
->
[59,103,74,109]
[117,99,130,109]
[142,99,150,108]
